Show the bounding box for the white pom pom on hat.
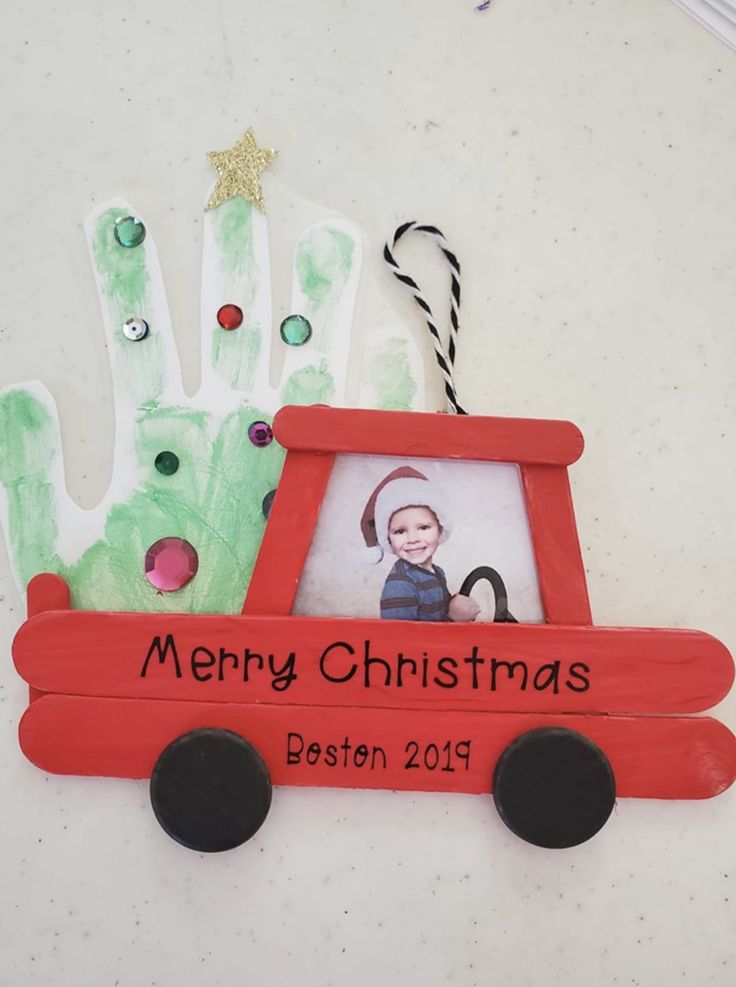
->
[360,465,451,563]
[363,544,385,564]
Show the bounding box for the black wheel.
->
[150,728,272,852]
[492,727,615,848]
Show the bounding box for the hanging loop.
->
[383,221,467,414]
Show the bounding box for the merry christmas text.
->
[140,634,591,694]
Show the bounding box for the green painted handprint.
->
[0,191,424,614]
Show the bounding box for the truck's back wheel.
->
[492,727,615,848]
[150,728,272,852]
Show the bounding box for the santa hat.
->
[360,466,451,563]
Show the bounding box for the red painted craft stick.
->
[25,573,71,704]
[19,694,736,799]
[273,406,585,467]
[521,464,592,625]
[13,610,734,715]
[27,573,71,616]
[243,450,335,616]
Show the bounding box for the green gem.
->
[154,451,179,476]
[279,314,312,346]
[114,215,146,248]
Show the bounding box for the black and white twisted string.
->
[383,221,466,415]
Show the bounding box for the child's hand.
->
[448,593,481,622]
[0,194,426,614]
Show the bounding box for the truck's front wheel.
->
[150,728,272,852]
[492,727,615,848]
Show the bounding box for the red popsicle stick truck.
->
[12,406,736,851]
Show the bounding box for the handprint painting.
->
[0,156,424,614]
[292,454,545,623]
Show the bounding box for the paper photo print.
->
[292,454,545,623]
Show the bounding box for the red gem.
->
[217,304,244,330]
[144,537,199,592]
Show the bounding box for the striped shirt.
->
[380,558,451,621]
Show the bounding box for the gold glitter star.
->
[206,129,278,212]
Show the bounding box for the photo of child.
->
[291,453,545,625]
[359,466,480,622]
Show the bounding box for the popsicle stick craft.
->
[5,139,736,853]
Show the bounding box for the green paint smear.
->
[0,390,62,586]
[0,388,286,614]
[282,363,335,406]
[210,198,263,391]
[366,338,416,410]
[295,227,354,349]
[211,323,262,391]
[92,208,163,406]
[211,197,255,280]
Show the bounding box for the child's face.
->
[388,506,441,570]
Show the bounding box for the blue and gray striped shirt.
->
[380,559,451,621]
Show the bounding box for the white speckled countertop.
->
[0,1,734,984]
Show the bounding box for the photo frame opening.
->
[292,453,544,624]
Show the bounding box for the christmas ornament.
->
[144,537,199,592]
[3,139,734,855]
[216,303,244,330]
[113,215,146,248]
[154,451,180,476]
[279,313,312,346]
[122,317,149,341]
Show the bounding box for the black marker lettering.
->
[140,634,182,679]
[566,661,591,692]
[396,652,417,687]
[287,732,304,764]
[364,641,392,687]
[319,641,357,683]
[324,744,338,767]
[434,656,459,688]
[270,651,297,691]
[340,736,353,766]
[463,647,484,689]
[533,661,561,693]
[191,646,216,682]
[243,649,264,682]
[218,648,239,681]
[371,745,387,770]
[490,659,528,691]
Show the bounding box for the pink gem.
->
[144,537,199,592]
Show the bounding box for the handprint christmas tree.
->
[0,130,422,614]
